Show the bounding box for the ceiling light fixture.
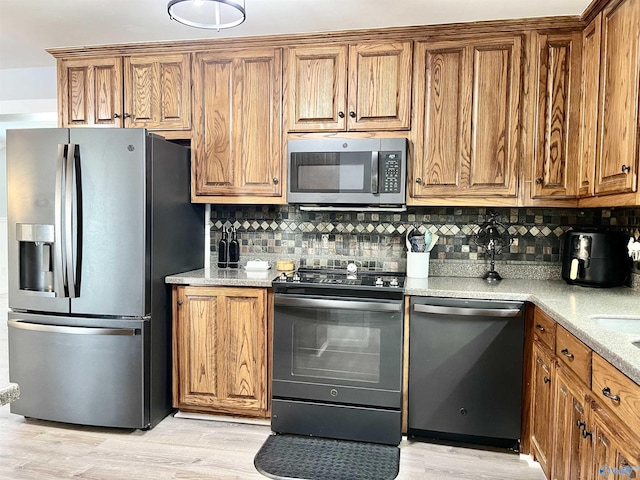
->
[167,0,246,31]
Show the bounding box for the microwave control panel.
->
[380,152,402,193]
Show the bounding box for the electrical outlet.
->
[321,234,329,248]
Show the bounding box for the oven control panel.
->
[274,270,404,290]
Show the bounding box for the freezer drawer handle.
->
[413,303,522,317]
[8,319,138,336]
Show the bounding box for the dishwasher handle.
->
[413,303,522,318]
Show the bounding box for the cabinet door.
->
[347,41,412,131]
[552,365,591,480]
[467,36,521,197]
[58,57,123,128]
[192,49,283,199]
[590,403,640,480]
[532,32,581,199]
[595,0,640,195]
[578,16,602,198]
[530,341,555,479]
[124,53,191,130]
[173,286,267,416]
[286,45,348,131]
[412,41,469,197]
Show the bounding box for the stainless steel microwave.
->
[287,138,407,209]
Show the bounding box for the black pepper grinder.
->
[218,228,228,268]
[228,227,240,268]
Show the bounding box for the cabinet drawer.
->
[592,353,640,434]
[555,326,591,385]
[532,308,556,351]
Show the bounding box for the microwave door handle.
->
[54,144,68,298]
[371,151,379,194]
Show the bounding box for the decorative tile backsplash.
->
[209,206,640,275]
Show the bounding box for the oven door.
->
[272,293,403,409]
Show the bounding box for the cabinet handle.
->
[582,429,592,439]
[273,177,279,184]
[602,387,620,402]
[535,177,543,185]
[622,165,631,173]
[543,376,550,384]
[349,111,356,118]
[338,111,345,118]
[561,348,574,359]
[535,324,545,332]
[415,177,423,184]
[576,420,586,430]
[177,300,183,306]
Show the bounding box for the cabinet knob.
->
[349,111,356,118]
[535,177,543,185]
[622,164,631,173]
[581,429,592,439]
[535,323,545,332]
[114,113,121,119]
[177,300,183,306]
[415,177,423,184]
[543,376,550,384]
[338,111,345,118]
[273,177,279,184]
[124,113,131,119]
[561,348,574,359]
[602,387,620,402]
[576,420,586,430]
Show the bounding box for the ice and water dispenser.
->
[16,223,55,293]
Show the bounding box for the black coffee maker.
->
[561,230,630,287]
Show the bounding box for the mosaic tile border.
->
[208,206,640,270]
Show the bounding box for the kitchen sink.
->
[592,316,640,335]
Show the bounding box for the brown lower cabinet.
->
[528,307,640,479]
[530,340,555,478]
[172,286,268,418]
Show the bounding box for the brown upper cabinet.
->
[530,32,582,201]
[59,56,123,128]
[285,42,412,132]
[191,48,283,202]
[123,53,191,130]
[579,0,640,203]
[411,36,521,202]
[58,53,191,132]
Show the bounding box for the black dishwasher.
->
[408,297,525,451]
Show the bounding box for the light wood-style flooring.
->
[0,294,545,479]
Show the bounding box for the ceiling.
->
[0,0,591,70]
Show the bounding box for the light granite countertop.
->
[0,383,20,406]
[166,268,640,385]
[166,267,275,287]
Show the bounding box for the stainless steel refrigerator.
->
[6,128,203,429]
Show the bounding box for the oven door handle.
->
[274,296,403,312]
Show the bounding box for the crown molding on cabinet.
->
[46,16,584,59]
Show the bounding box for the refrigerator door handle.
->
[8,319,139,336]
[54,144,68,298]
[65,144,81,298]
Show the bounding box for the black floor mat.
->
[254,434,400,480]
